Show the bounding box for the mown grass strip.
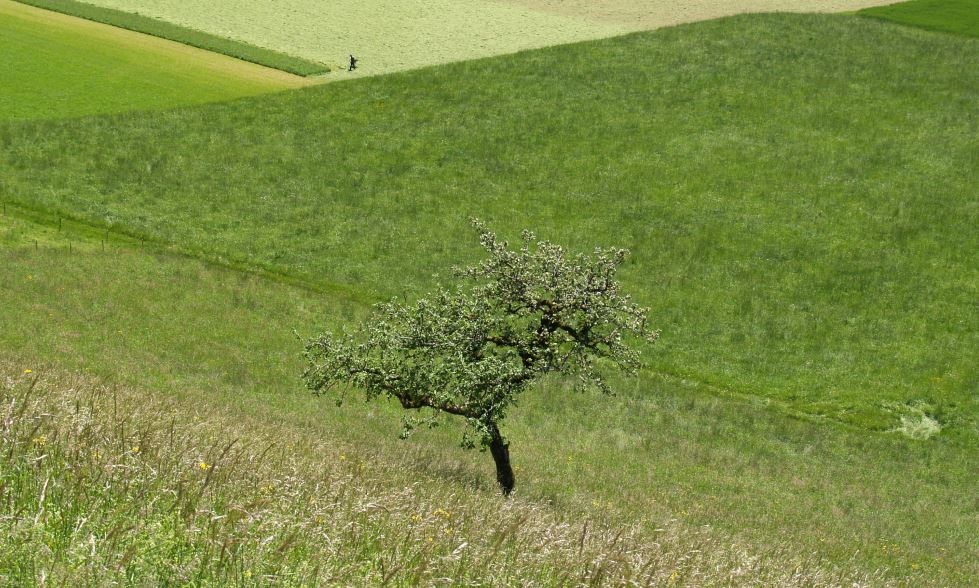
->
[859,0,979,39]
[13,0,329,75]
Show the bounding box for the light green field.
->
[78,0,896,75]
[0,0,309,121]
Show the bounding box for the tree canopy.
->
[302,220,655,494]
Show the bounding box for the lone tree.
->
[302,220,655,495]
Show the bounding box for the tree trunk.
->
[487,422,515,496]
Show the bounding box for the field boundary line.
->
[0,199,377,306]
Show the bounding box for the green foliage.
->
[13,0,329,75]
[859,0,979,39]
[2,14,976,438]
[0,2,300,121]
[304,221,653,451]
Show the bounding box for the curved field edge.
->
[11,0,329,76]
[858,0,979,39]
[2,13,975,440]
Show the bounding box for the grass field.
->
[14,0,329,75]
[75,0,896,75]
[0,0,310,121]
[3,14,975,440]
[2,2,977,585]
[860,0,979,38]
[1,215,975,584]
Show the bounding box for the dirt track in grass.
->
[71,0,897,77]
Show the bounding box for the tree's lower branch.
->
[397,394,473,418]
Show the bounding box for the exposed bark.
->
[487,421,515,496]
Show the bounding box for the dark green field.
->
[860,0,979,38]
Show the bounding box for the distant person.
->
[349,54,358,72]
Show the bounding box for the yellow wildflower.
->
[33,435,46,446]
[23,369,32,374]
[198,461,211,471]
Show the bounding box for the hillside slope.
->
[2,214,975,584]
[3,13,976,438]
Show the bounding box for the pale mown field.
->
[77,0,895,75]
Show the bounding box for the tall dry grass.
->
[0,363,892,586]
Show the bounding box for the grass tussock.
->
[0,365,891,586]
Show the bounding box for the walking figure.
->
[348,54,358,72]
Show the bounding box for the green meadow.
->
[4,14,976,439]
[0,0,307,121]
[1,1,977,585]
